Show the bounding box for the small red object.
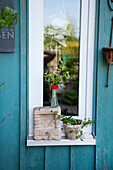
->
[51,84,59,89]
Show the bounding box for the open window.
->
[28,0,96,138]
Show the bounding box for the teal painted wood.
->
[92,0,100,136]
[26,0,29,137]
[25,146,95,170]
[19,0,27,169]
[25,147,45,170]
[70,146,95,170]
[45,146,70,170]
[0,1,97,170]
[96,0,113,169]
[0,0,20,170]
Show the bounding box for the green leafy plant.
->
[53,111,96,140]
[44,60,70,88]
[0,6,17,29]
[57,114,83,125]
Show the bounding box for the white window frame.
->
[28,0,96,137]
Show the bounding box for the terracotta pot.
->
[64,124,81,140]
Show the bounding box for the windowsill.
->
[27,134,96,146]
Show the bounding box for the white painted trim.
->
[79,0,96,133]
[79,0,89,119]
[27,136,96,146]
[85,0,96,133]
[28,0,96,136]
[29,0,44,136]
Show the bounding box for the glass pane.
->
[43,0,81,116]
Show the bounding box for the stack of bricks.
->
[33,106,61,140]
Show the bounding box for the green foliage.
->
[80,130,83,136]
[67,36,79,42]
[81,118,96,129]
[76,136,79,139]
[53,111,58,115]
[81,118,92,129]
[61,87,78,105]
[0,6,18,92]
[75,129,81,134]
[57,115,82,125]
[44,25,57,49]
[53,111,96,140]
[63,57,79,80]
[44,22,80,85]
[62,41,79,80]
[69,130,73,133]
[0,6,17,29]
[44,60,70,87]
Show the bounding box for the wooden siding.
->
[0,0,95,168]
[3,0,113,169]
[26,146,95,170]
[0,0,95,170]
[96,0,113,169]
[0,0,20,169]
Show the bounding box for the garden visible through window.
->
[43,0,81,116]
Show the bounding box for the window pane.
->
[43,0,81,116]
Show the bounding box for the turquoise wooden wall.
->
[96,0,113,169]
[1,0,113,169]
[0,0,20,169]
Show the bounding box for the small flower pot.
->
[64,124,81,140]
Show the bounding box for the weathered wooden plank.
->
[92,0,100,136]
[25,147,45,170]
[45,146,70,170]
[19,0,27,170]
[0,0,20,169]
[70,146,95,170]
[96,0,113,169]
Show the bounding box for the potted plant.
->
[0,6,17,30]
[53,111,96,140]
[44,60,70,107]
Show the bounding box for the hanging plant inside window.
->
[45,0,71,47]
